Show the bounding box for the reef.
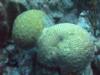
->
[0,0,100,75]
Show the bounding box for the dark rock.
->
[5,0,27,39]
[0,2,9,48]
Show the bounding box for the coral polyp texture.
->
[37,23,95,73]
[12,9,53,48]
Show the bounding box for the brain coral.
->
[12,9,53,48]
[37,23,95,73]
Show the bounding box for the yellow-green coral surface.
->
[12,9,53,48]
[37,23,95,73]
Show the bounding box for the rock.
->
[0,2,9,48]
[4,67,20,75]
[79,65,93,75]
[77,11,92,33]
